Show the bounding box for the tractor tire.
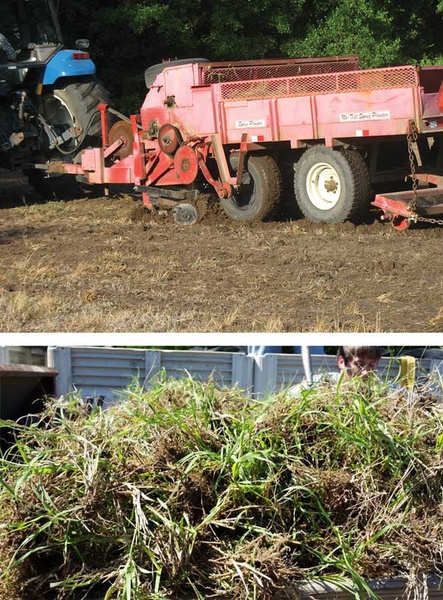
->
[145,58,209,89]
[221,154,283,222]
[25,79,110,199]
[294,146,370,223]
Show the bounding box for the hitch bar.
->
[372,174,443,229]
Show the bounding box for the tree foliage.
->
[58,0,443,112]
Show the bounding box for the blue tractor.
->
[0,0,110,196]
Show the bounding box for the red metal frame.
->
[98,104,109,147]
[372,175,443,229]
[371,195,415,230]
[36,57,443,225]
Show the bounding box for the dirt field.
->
[1,169,443,332]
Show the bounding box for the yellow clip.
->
[36,83,43,95]
[400,356,416,391]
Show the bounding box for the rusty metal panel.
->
[203,56,360,85]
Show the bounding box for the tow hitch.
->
[372,174,443,230]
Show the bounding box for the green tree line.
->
[60,0,443,112]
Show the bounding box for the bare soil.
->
[1,169,443,332]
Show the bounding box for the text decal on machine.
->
[236,119,266,128]
[339,110,390,122]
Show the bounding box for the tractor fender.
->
[42,49,96,85]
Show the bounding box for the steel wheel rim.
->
[41,93,78,152]
[306,162,341,210]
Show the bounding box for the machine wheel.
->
[221,154,283,222]
[172,202,199,225]
[41,80,109,145]
[25,79,111,199]
[294,146,370,223]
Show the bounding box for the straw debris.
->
[1,375,443,599]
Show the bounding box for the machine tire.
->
[294,146,370,223]
[25,79,110,199]
[221,154,283,222]
[145,58,210,89]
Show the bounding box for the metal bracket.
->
[134,185,199,201]
[235,133,248,187]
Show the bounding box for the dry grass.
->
[0,294,388,332]
[2,185,443,331]
[429,307,443,330]
[314,311,384,333]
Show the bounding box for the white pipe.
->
[302,346,313,386]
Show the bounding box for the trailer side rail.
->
[218,65,419,102]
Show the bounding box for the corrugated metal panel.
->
[68,347,147,405]
[50,348,254,406]
[378,357,402,379]
[272,356,404,389]
[160,351,235,385]
[274,355,337,388]
[256,354,441,396]
[296,575,443,599]
[48,348,443,405]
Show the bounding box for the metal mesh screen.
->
[203,59,358,84]
[219,65,419,102]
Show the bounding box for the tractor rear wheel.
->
[294,146,370,223]
[25,79,110,199]
[221,154,282,221]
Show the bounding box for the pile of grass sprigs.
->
[1,375,443,600]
